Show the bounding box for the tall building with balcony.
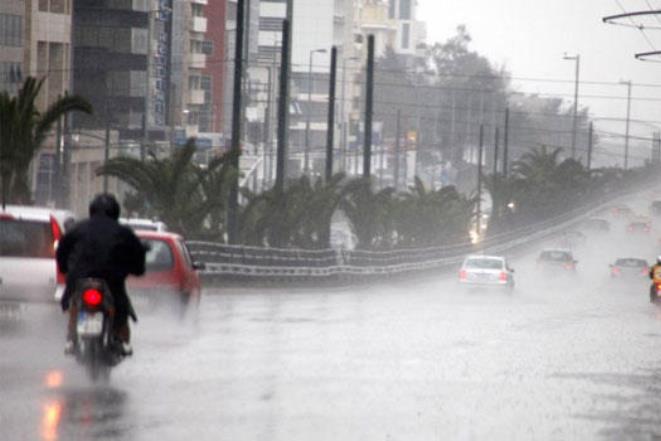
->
[23,0,76,204]
[72,0,175,142]
[25,0,73,109]
[201,0,226,135]
[387,0,425,56]
[182,0,208,136]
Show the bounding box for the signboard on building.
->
[151,0,173,128]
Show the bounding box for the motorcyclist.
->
[648,256,661,302]
[56,194,146,355]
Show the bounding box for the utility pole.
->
[227,0,246,244]
[503,107,510,178]
[563,53,580,160]
[493,127,500,176]
[275,19,291,194]
[363,34,375,179]
[621,80,632,170]
[394,109,401,191]
[325,46,337,181]
[587,122,593,170]
[104,117,110,193]
[476,124,484,238]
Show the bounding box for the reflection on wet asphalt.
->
[2,200,661,440]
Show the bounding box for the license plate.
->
[77,312,104,336]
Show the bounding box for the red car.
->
[127,231,203,311]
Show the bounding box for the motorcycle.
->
[70,278,127,381]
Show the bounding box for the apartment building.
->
[0,1,25,94]
[387,0,425,56]
[72,0,153,137]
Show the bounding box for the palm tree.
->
[340,178,396,250]
[97,139,236,236]
[240,174,348,248]
[0,77,92,206]
[512,146,591,220]
[393,178,474,247]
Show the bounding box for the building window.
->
[401,23,410,50]
[0,14,24,47]
[259,17,284,32]
[201,40,213,55]
[0,62,23,88]
[399,0,411,20]
[388,0,396,19]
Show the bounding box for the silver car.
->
[459,255,515,290]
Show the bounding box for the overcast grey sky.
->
[417,0,661,164]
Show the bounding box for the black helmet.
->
[89,193,120,220]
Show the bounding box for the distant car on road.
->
[1,205,75,303]
[459,255,515,290]
[610,205,634,219]
[626,220,651,234]
[536,249,577,272]
[127,230,203,313]
[609,258,649,279]
[582,218,610,233]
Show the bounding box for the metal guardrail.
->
[187,178,659,284]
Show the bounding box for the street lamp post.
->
[563,53,581,160]
[304,48,327,174]
[620,79,633,169]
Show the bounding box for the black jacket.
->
[56,214,146,311]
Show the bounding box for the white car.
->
[0,205,75,303]
[459,255,515,289]
[120,217,168,232]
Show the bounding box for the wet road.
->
[3,199,661,440]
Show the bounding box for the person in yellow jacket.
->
[649,257,661,302]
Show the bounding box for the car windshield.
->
[144,239,174,272]
[540,251,572,262]
[465,258,504,270]
[0,218,54,258]
[615,259,647,268]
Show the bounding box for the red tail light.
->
[611,267,621,276]
[82,289,103,307]
[50,216,66,284]
[564,263,574,270]
[499,271,508,282]
[459,270,467,281]
[643,267,649,275]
